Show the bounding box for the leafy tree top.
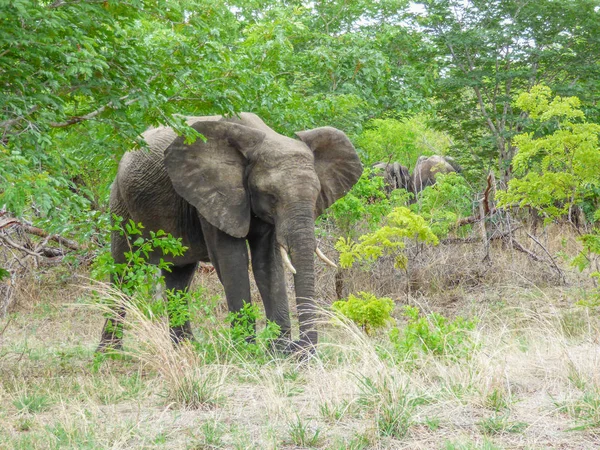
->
[497,84,600,222]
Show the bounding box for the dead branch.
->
[455,207,498,227]
[508,238,544,262]
[482,172,494,216]
[479,198,490,262]
[526,231,567,284]
[441,227,521,245]
[0,217,82,251]
[0,235,42,258]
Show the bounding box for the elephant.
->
[97,112,363,353]
[371,161,412,194]
[372,155,459,197]
[412,155,459,194]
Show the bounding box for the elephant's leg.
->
[162,263,198,344]
[97,225,130,352]
[199,217,251,317]
[248,217,291,342]
[96,273,127,352]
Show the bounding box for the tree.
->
[0,0,431,239]
[497,84,600,223]
[414,0,600,183]
[356,115,451,167]
[1,0,247,235]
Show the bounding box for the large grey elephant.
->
[412,155,458,194]
[97,113,362,353]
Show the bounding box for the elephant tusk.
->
[316,247,337,268]
[280,246,297,274]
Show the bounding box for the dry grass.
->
[2,231,600,449]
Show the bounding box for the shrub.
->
[335,206,438,270]
[497,84,600,223]
[332,292,394,335]
[412,172,473,238]
[321,167,396,239]
[91,217,189,338]
[223,302,281,360]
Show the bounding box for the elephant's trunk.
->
[278,209,318,346]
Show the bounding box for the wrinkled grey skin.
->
[371,162,412,194]
[98,113,363,352]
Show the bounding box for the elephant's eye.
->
[250,190,277,220]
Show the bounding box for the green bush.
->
[321,167,396,238]
[497,84,600,223]
[335,206,438,270]
[332,292,394,334]
[412,172,473,238]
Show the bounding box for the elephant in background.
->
[372,155,459,197]
[98,112,363,353]
[371,161,412,194]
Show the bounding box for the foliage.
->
[335,207,438,269]
[91,218,186,298]
[571,228,600,309]
[356,115,451,167]
[332,292,394,335]
[223,302,281,360]
[413,0,600,179]
[497,85,600,222]
[0,0,244,235]
[91,217,188,337]
[321,168,402,238]
[389,306,478,362]
[412,172,473,238]
[2,0,431,240]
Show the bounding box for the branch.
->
[525,231,567,284]
[0,106,40,131]
[0,218,82,251]
[49,96,137,128]
[455,208,498,227]
[509,238,544,262]
[0,235,41,258]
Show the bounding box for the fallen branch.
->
[0,217,82,251]
[507,238,544,262]
[441,227,520,245]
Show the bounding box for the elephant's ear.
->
[296,127,363,216]
[164,121,265,238]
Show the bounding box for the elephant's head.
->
[163,115,363,345]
